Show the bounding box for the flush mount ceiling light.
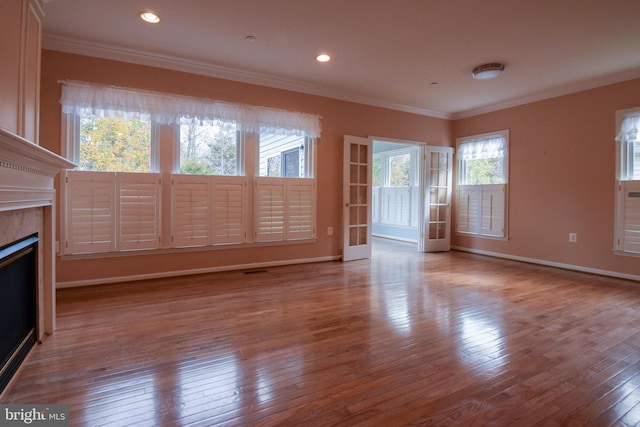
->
[316,54,331,63]
[472,63,505,80]
[140,11,160,24]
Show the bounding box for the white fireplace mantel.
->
[0,127,74,337]
[0,128,74,212]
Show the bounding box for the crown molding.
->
[43,35,452,120]
[452,67,640,120]
[42,35,640,122]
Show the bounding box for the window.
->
[60,81,321,255]
[371,146,419,229]
[178,117,240,176]
[69,109,157,173]
[258,133,311,178]
[63,109,161,253]
[388,153,411,187]
[456,130,508,238]
[615,108,640,254]
[255,132,315,242]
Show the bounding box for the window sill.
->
[613,249,640,258]
[456,232,509,242]
[58,238,318,261]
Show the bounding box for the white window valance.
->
[617,113,640,144]
[458,135,506,160]
[59,80,322,138]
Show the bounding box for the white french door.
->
[419,146,454,252]
[343,135,372,261]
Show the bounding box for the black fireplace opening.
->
[0,233,38,395]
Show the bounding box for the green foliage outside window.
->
[79,116,151,172]
[180,119,237,175]
[372,156,381,187]
[465,157,504,184]
[389,153,411,186]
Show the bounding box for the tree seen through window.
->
[179,118,238,175]
[79,115,151,172]
[389,153,411,186]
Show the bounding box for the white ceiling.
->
[41,0,640,119]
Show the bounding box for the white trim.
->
[0,128,75,176]
[452,67,640,120]
[43,36,640,121]
[43,35,451,120]
[614,107,640,253]
[370,136,427,146]
[453,246,640,283]
[57,256,341,288]
[372,233,417,244]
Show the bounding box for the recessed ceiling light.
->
[472,63,505,80]
[140,11,160,24]
[316,54,331,63]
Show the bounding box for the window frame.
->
[614,107,640,256]
[371,146,420,229]
[174,118,244,176]
[257,133,314,179]
[59,82,320,256]
[373,146,419,188]
[63,111,160,173]
[455,130,509,240]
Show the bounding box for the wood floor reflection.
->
[3,239,640,426]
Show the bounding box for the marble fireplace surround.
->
[0,128,73,338]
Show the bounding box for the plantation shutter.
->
[255,177,286,242]
[286,179,316,240]
[117,173,161,251]
[480,184,506,238]
[64,170,115,254]
[212,176,246,245]
[172,175,211,247]
[618,181,640,253]
[456,185,481,234]
[380,187,412,226]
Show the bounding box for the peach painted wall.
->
[40,50,452,284]
[452,78,640,278]
[0,0,24,135]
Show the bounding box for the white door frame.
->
[419,146,454,252]
[342,135,372,261]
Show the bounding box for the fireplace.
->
[0,128,74,397]
[0,234,38,395]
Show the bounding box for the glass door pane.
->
[343,136,372,261]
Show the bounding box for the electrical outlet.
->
[327,227,333,236]
[569,233,577,243]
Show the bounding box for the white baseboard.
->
[372,234,417,244]
[57,248,640,288]
[452,246,640,282]
[56,255,342,288]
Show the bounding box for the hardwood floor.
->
[3,239,640,426]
